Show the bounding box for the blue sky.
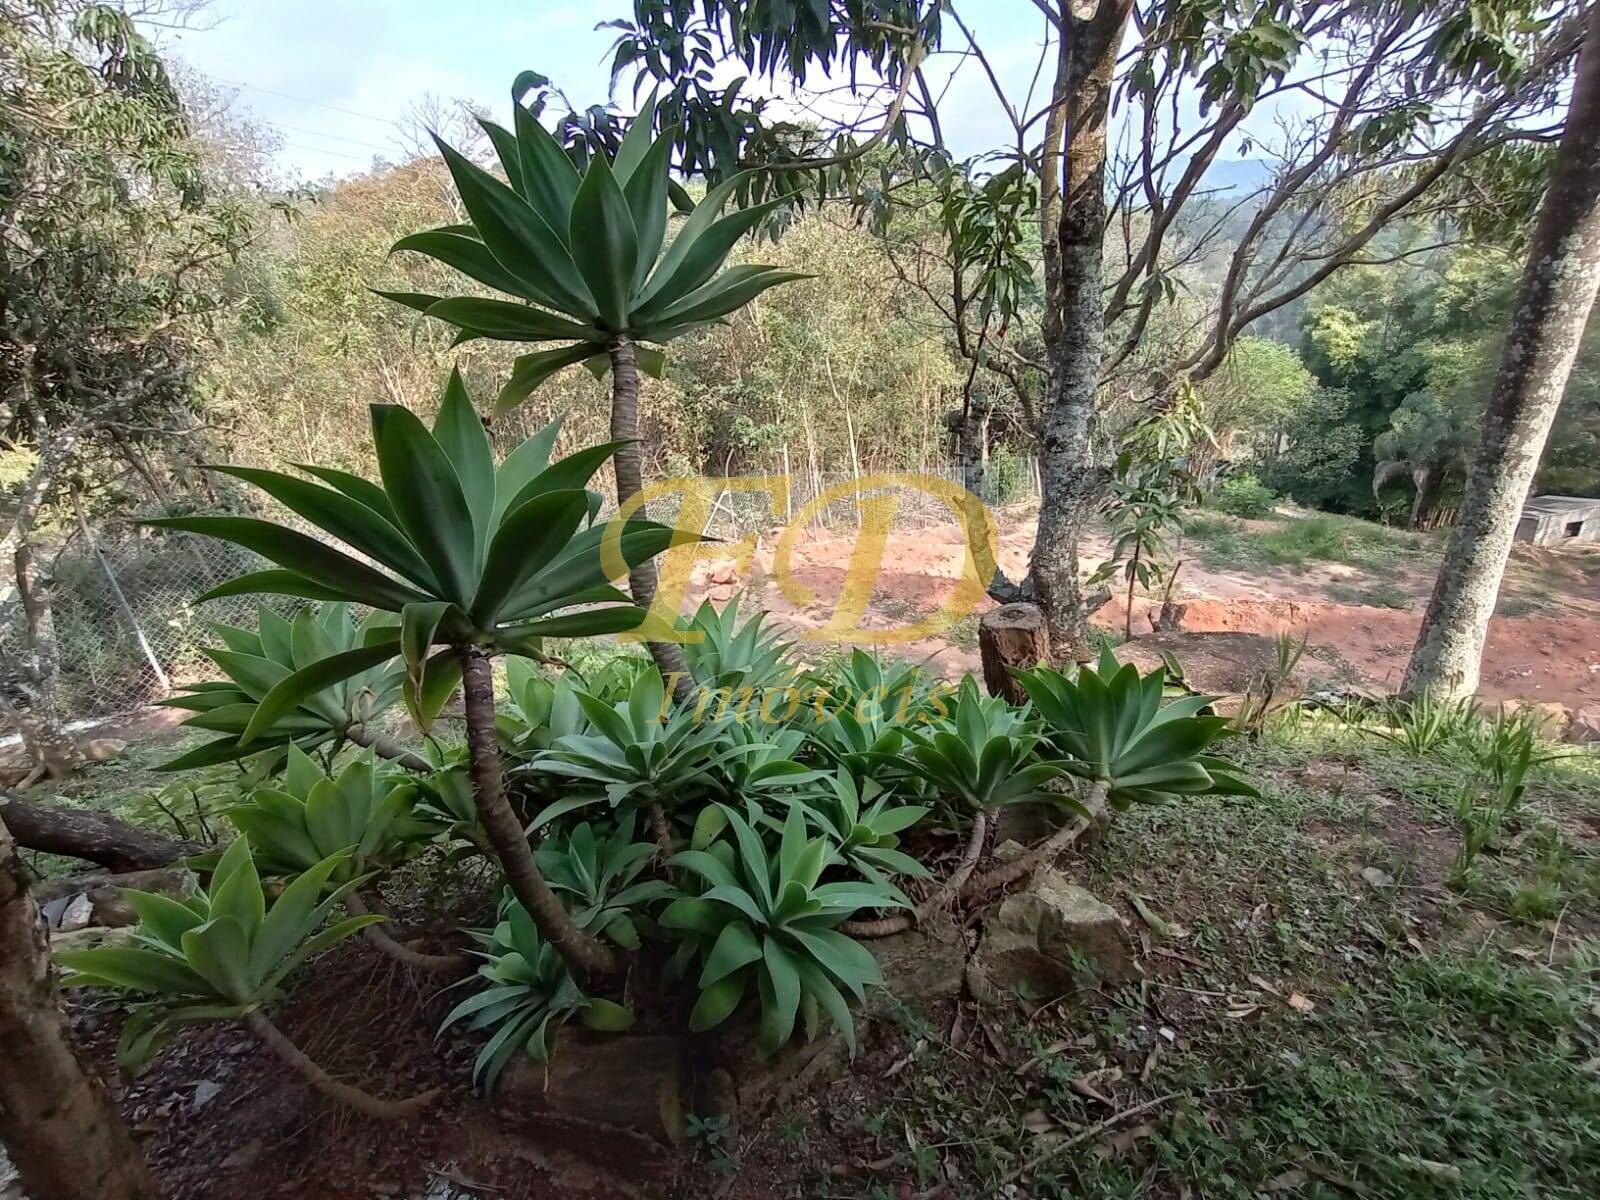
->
[155,1,1060,181]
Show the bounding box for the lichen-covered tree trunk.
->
[0,815,156,1200]
[1028,1,1132,661]
[607,335,691,694]
[1402,9,1600,700]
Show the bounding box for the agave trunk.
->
[456,645,619,979]
[608,336,692,699]
[343,723,431,773]
[244,1011,438,1121]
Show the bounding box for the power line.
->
[216,76,403,130]
[272,120,398,153]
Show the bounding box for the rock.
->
[1360,866,1394,888]
[35,867,197,929]
[970,871,1137,1000]
[57,893,95,933]
[82,737,128,762]
[870,922,968,1008]
[1500,699,1571,740]
[191,1080,223,1109]
[500,1031,684,1148]
[1567,705,1600,744]
[48,924,138,952]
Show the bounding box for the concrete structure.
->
[1515,495,1600,546]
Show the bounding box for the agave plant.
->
[791,772,930,889]
[1016,649,1256,808]
[441,893,632,1090]
[892,677,1068,820]
[157,603,402,771]
[226,746,418,881]
[383,82,804,415]
[147,371,685,979]
[497,658,592,755]
[57,838,430,1117]
[716,722,823,801]
[677,594,797,690]
[663,803,899,1055]
[534,816,674,949]
[527,666,760,829]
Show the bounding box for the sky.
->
[153,1,1067,182]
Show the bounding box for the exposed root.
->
[841,813,988,940]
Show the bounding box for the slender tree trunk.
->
[1402,10,1600,699]
[0,815,157,1200]
[950,395,991,500]
[10,539,80,778]
[606,336,692,695]
[455,645,618,980]
[1027,1,1134,662]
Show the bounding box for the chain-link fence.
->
[2,456,1040,724]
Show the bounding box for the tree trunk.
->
[10,539,80,779]
[1402,9,1600,700]
[0,793,199,871]
[1027,2,1134,662]
[606,336,692,696]
[455,645,618,980]
[979,603,1050,705]
[949,395,992,500]
[0,815,157,1200]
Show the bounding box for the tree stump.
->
[979,603,1050,704]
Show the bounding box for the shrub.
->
[1210,472,1278,518]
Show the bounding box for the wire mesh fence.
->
[1,456,1040,725]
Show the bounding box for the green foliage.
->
[534,816,674,950]
[1017,650,1255,808]
[677,593,797,690]
[387,80,804,413]
[528,665,754,826]
[58,837,377,1067]
[497,657,592,754]
[148,372,683,736]
[1210,472,1277,519]
[790,772,930,888]
[663,803,899,1055]
[156,604,401,771]
[890,677,1068,819]
[226,746,418,882]
[441,894,633,1089]
[1370,693,1482,756]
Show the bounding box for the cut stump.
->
[979,603,1050,704]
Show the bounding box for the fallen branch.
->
[0,793,199,872]
[1005,1091,1179,1183]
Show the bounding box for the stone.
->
[49,924,138,952]
[82,737,128,762]
[970,871,1137,1000]
[500,1031,685,1148]
[1500,700,1571,740]
[57,893,95,932]
[1567,705,1600,744]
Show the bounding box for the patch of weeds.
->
[1331,580,1409,609]
[1187,511,1421,574]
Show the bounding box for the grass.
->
[769,707,1600,1200]
[1187,511,1426,575]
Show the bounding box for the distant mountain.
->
[1200,159,1275,197]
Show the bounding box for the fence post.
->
[71,495,170,699]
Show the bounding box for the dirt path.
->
[683,504,1600,718]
